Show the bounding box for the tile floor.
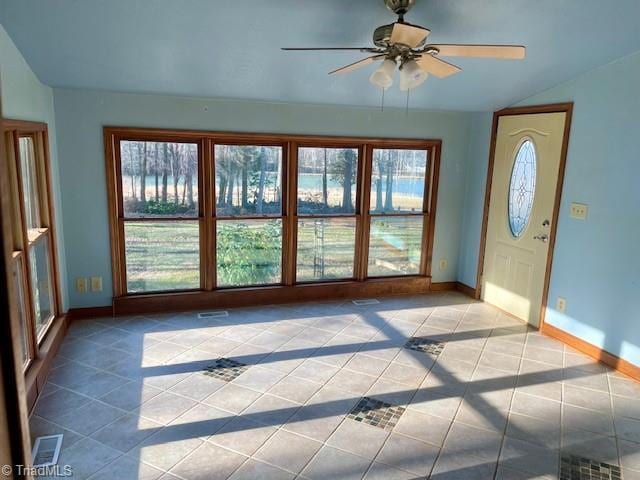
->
[30,292,640,479]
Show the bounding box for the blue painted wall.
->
[52,88,475,307]
[0,25,69,311]
[459,51,640,367]
[457,112,492,288]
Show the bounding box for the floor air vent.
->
[352,299,380,306]
[32,434,63,467]
[198,311,228,319]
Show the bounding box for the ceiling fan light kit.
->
[399,59,428,91]
[370,58,396,89]
[282,0,525,94]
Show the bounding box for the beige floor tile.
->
[202,383,261,413]
[136,392,198,425]
[88,454,165,480]
[254,429,322,474]
[301,445,372,480]
[393,408,451,446]
[229,459,295,480]
[170,442,247,480]
[375,433,439,476]
[267,375,321,404]
[209,416,278,456]
[326,418,389,459]
[36,294,640,480]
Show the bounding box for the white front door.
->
[482,111,568,325]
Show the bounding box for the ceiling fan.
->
[282,0,525,91]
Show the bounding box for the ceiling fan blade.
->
[390,23,430,48]
[416,54,461,78]
[430,44,526,59]
[282,47,378,52]
[329,55,385,75]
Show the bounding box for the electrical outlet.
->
[75,277,87,293]
[569,202,588,220]
[556,297,567,313]
[439,259,447,271]
[90,276,103,292]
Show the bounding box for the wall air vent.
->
[198,311,229,319]
[352,299,380,306]
[31,434,63,467]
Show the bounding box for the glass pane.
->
[298,147,358,215]
[215,145,283,216]
[120,141,199,218]
[217,219,282,287]
[297,218,356,282]
[18,136,41,231]
[125,221,200,293]
[29,237,54,336]
[368,216,423,277]
[12,258,29,364]
[509,140,537,237]
[370,149,428,213]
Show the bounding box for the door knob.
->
[533,234,549,242]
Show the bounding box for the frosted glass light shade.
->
[399,60,428,91]
[369,59,396,89]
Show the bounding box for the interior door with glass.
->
[482,111,568,325]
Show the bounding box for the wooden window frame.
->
[365,146,435,279]
[212,139,289,289]
[113,135,205,295]
[3,119,62,370]
[105,127,441,314]
[293,141,364,285]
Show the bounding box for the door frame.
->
[475,102,573,329]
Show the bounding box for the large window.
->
[214,144,284,287]
[368,148,429,277]
[296,147,359,282]
[106,129,440,301]
[5,122,61,368]
[119,140,201,293]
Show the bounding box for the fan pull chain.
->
[381,87,385,112]
[405,88,410,116]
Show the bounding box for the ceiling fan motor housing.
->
[373,24,396,47]
[373,22,429,49]
[384,0,416,16]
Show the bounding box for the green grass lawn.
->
[124,217,422,292]
[125,222,200,293]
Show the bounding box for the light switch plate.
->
[75,277,87,293]
[556,297,567,313]
[569,202,588,220]
[90,276,103,292]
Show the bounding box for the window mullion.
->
[356,144,373,281]
[202,137,213,291]
[284,141,297,286]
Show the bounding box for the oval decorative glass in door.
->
[508,139,537,237]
